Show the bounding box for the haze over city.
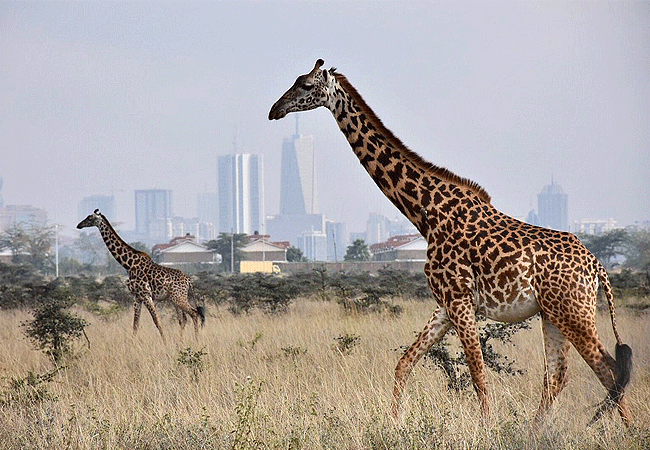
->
[1,1,648,239]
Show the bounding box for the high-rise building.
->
[326,220,347,262]
[280,117,317,215]
[218,154,264,235]
[197,192,218,226]
[537,180,568,231]
[297,229,328,261]
[78,195,115,222]
[366,212,389,245]
[196,192,218,241]
[134,189,173,242]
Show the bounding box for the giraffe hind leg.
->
[392,307,452,417]
[176,306,188,332]
[587,343,632,427]
[552,316,632,426]
[172,295,202,339]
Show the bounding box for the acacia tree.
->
[0,222,55,274]
[578,229,628,270]
[344,239,371,262]
[624,228,650,273]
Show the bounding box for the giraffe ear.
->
[322,69,328,81]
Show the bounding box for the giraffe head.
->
[269,59,333,120]
[77,209,103,229]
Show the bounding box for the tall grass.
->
[1,299,648,449]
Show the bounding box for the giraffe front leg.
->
[447,300,489,418]
[132,300,142,337]
[535,316,570,426]
[142,296,166,344]
[393,307,452,418]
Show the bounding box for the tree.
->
[286,246,306,262]
[206,233,248,272]
[344,239,371,262]
[623,228,650,273]
[578,229,628,270]
[0,222,55,274]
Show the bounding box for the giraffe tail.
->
[597,262,624,346]
[195,305,206,327]
[589,263,632,425]
[188,283,206,327]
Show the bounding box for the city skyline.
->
[2,2,648,238]
[218,153,264,235]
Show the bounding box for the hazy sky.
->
[1,1,648,238]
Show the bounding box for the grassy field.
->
[1,297,649,449]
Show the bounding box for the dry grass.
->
[1,298,649,449]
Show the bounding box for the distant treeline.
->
[0,263,647,313]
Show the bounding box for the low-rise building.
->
[152,234,220,266]
[370,234,427,262]
[241,236,288,262]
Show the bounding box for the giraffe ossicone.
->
[269,59,633,427]
[76,209,205,343]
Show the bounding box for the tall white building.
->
[218,154,264,235]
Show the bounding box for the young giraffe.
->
[269,60,632,426]
[77,210,205,343]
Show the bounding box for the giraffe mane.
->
[331,71,492,204]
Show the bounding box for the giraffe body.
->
[77,210,205,342]
[269,60,632,426]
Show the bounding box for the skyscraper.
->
[537,180,568,231]
[134,189,173,242]
[196,192,218,225]
[218,154,264,235]
[78,195,115,222]
[280,117,317,215]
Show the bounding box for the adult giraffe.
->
[77,210,205,343]
[269,60,632,426]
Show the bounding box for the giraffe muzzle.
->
[268,102,287,120]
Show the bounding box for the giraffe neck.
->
[97,216,149,271]
[326,72,491,233]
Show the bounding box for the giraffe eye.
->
[302,82,314,90]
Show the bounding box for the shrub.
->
[410,317,531,391]
[22,280,89,365]
[0,368,60,407]
[334,333,361,355]
[177,347,208,383]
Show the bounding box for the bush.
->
[226,273,299,315]
[22,280,89,365]
[414,317,531,392]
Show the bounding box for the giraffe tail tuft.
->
[588,343,633,426]
[196,305,206,327]
[612,343,633,402]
